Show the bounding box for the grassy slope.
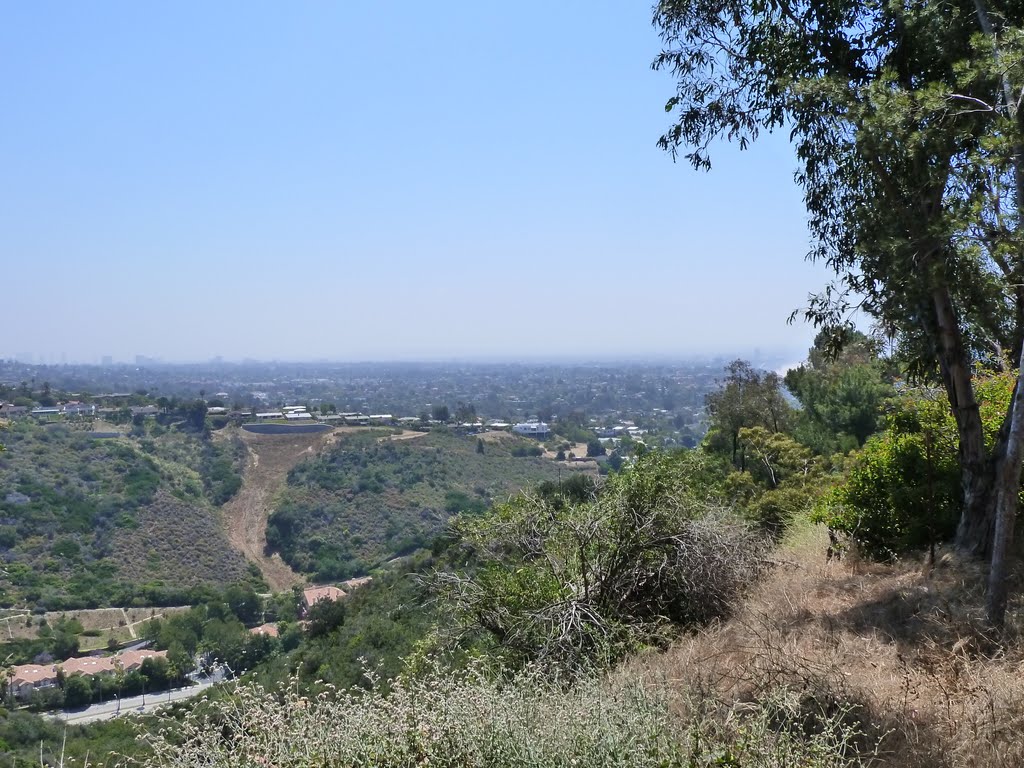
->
[267,429,570,579]
[0,421,252,609]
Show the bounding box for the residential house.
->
[117,649,167,673]
[7,664,58,699]
[302,585,346,612]
[512,421,550,438]
[59,656,116,678]
[249,623,279,638]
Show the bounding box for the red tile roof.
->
[302,585,346,606]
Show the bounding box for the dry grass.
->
[0,606,189,642]
[619,523,1024,767]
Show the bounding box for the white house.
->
[512,421,550,438]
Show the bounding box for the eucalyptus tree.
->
[705,360,793,471]
[653,0,1024,623]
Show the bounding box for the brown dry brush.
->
[621,525,1024,768]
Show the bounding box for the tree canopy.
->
[654,0,1024,624]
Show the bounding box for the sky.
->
[1,2,834,365]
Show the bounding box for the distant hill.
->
[0,421,255,609]
[267,429,574,580]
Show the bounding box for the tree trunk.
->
[987,371,1024,626]
[973,0,1024,625]
[931,283,995,556]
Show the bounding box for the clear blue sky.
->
[1,2,832,365]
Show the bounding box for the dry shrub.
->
[114,660,863,768]
[621,524,1024,768]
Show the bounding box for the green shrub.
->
[813,390,961,559]
[434,450,765,672]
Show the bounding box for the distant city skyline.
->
[2,348,800,368]
[2,3,834,364]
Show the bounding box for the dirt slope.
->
[218,427,339,592]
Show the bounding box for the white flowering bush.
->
[118,664,869,768]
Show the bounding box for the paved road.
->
[46,672,226,724]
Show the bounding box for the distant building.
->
[59,656,116,678]
[116,649,167,673]
[60,402,96,416]
[249,623,280,637]
[512,421,550,438]
[302,585,346,612]
[7,649,170,700]
[8,664,58,698]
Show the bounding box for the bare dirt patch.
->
[218,426,341,592]
[387,430,429,441]
[542,441,594,461]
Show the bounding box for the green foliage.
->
[269,430,561,580]
[510,443,543,457]
[535,473,598,509]
[200,435,245,505]
[785,331,894,455]
[653,0,1024,565]
[704,360,794,471]
[62,673,92,709]
[444,489,487,516]
[435,450,763,672]
[814,389,964,559]
[254,554,442,693]
[304,597,347,639]
[144,587,281,676]
[0,421,254,608]
[551,419,597,445]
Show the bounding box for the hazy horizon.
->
[2,348,802,369]
[2,3,832,364]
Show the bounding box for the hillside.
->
[105,526,1024,768]
[0,421,255,609]
[266,429,575,580]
